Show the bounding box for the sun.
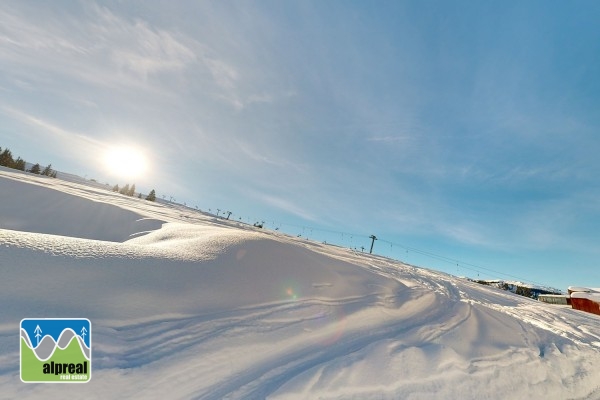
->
[103,145,148,179]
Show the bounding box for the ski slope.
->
[1,169,599,399]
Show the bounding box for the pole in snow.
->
[369,235,377,254]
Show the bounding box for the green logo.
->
[20,318,91,383]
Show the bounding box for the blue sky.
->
[1,1,599,290]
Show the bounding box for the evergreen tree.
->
[51,171,57,178]
[128,184,136,196]
[41,164,53,176]
[146,189,156,201]
[113,184,119,192]
[29,163,41,174]
[516,286,533,298]
[0,148,14,167]
[13,157,26,171]
[138,193,142,199]
[120,183,130,195]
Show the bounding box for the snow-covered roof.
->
[568,286,600,293]
[571,292,600,301]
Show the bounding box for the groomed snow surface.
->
[1,169,599,400]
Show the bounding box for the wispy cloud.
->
[243,189,318,223]
[1,106,102,150]
[0,3,246,100]
[366,135,412,143]
[234,139,308,172]
[204,58,238,90]
[0,106,119,177]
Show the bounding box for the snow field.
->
[1,170,599,399]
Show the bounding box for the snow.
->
[1,169,600,399]
[569,287,600,294]
[571,292,600,301]
[569,287,600,307]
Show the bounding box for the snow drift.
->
[1,170,599,399]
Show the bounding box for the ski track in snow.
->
[1,170,600,399]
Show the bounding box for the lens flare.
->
[323,308,347,346]
[281,282,347,346]
[301,305,347,346]
[285,287,298,300]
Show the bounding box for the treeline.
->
[112,183,156,202]
[473,279,560,299]
[2,145,158,202]
[113,183,136,196]
[0,146,57,177]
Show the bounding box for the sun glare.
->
[103,146,148,179]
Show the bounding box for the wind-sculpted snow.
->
[0,174,165,242]
[1,172,600,399]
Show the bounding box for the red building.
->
[568,287,600,316]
